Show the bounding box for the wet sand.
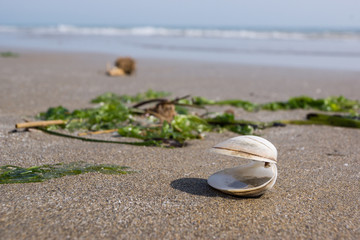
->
[0,50,359,239]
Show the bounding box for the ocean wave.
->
[1,24,360,41]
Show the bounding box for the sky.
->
[0,0,359,28]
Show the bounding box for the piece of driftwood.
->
[15,120,65,129]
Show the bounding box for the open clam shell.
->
[207,135,278,197]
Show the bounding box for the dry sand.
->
[0,50,359,239]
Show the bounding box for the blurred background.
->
[1,0,360,70]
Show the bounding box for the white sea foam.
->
[0,25,18,32]
[1,24,360,41]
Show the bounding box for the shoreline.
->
[1,30,360,71]
[2,46,360,72]
[0,49,359,239]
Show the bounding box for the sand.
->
[0,50,359,239]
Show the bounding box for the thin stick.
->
[16,120,66,129]
[78,129,118,136]
[132,98,167,108]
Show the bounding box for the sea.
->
[1,24,360,70]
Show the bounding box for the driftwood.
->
[16,120,65,129]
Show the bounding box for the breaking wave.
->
[1,24,360,41]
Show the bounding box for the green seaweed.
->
[0,51,19,57]
[191,98,258,111]
[34,90,360,148]
[261,96,359,112]
[117,116,211,144]
[0,162,133,184]
[38,106,72,120]
[38,90,172,132]
[42,91,360,117]
[216,99,258,111]
[190,96,216,106]
[38,102,131,131]
[91,89,170,104]
[189,95,359,113]
[282,113,360,128]
[204,112,285,135]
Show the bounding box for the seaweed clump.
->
[32,90,360,147]
[0,162,132,184]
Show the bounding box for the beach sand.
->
[0,50,359,239]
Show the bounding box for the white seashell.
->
[211,135,277,163]
[208,135,278,197]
